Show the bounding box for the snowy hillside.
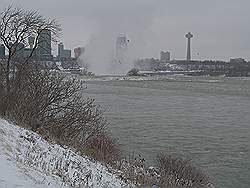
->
[0,118,132,188]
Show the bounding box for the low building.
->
[58,42,71,59]
[61,49,71,59]
[160,51,170,62]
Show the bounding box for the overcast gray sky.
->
[1,0,249,61]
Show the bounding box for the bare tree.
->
[0,5,61,115]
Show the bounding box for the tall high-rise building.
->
[23,48,33,58]
[0,44,5,58]
[14,43,25,58]
[37,29,52,59]
[116,34,129,64]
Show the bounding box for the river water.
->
[83,75,250,188]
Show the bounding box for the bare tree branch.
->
[0,5,61,115]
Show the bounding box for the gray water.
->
[83,75,250,188]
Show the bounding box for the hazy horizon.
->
[1,0,249,62]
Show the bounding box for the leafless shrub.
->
[111,153,153,186]
[156,153,212,188]
[84,133,121,164]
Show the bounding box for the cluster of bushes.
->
[0,60,119,162]
[105,153,212,188]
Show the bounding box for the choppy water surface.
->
[84,75,250,188]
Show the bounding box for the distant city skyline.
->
[1,0,250,61]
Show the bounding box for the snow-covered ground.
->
[0,118,132,188]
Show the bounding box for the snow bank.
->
[0,118,132,188]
